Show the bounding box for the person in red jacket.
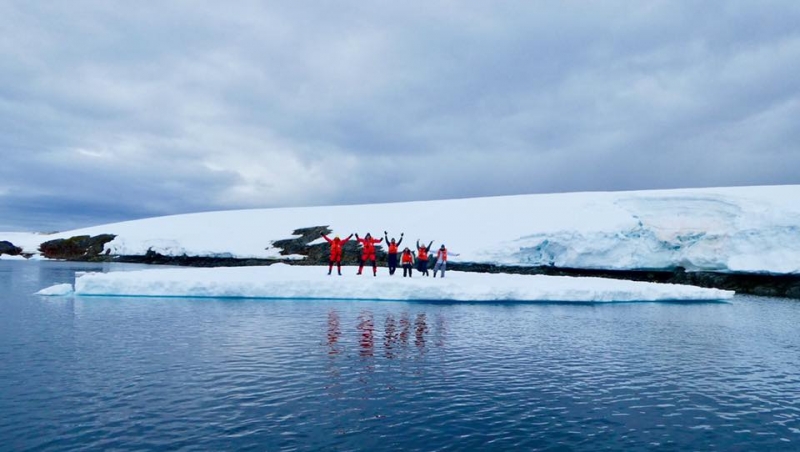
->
[433,244,459,278]
[355,232,383,276]
[416,239,434,276]
[384,231,404,276]
[401,247,415,277]
[321,232,353,275]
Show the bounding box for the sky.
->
[1,1,799,232]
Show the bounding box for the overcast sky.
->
[2,1,799,231]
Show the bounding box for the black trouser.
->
[402,263,413,277]
[387,253,398,275]
[328,260,342,274]
[417,258,429,276]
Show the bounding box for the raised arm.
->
[427,240,434,251]
[321,233,332,244]
[384,231,390,244]
[416,239,421,250]
[397,233,404,246]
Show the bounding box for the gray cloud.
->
[1,1,799,231]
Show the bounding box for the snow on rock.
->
[70,264,734,302]
[5,185,800,274]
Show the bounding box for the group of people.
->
[321,231,456,278]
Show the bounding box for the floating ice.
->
[64,264,733,303]
[35,283,75,296]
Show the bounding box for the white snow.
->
[39,264,733,302]
[5,185,800,274]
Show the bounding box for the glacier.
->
[6,185,800,275]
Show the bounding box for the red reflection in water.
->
[327,310,341,355]
[324,310,447,365]
[384,314,397,359]
[358,311,374,358]
[415,313,428,352]
[399,313,411,347]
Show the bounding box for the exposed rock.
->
[270,226,380,266]
[39,234,116,261]
[786,285,800,300]
[0,241,22,256]
[117,249,279,267]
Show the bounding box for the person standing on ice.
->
[384,231,404,276]
[433,244,459,278]
[321,232,353,275]
[401,247,415,277]
[416,239,434,276]
[355,233,383,276]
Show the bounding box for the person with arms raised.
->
[384,231,404,276]
[433,244,458,278]
[355,232,383,276]
[416,239,434,277]
[321,232,353,275]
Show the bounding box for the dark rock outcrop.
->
[0,241,22,256]
[270,226,382,266]
[117,249,279,267]
[39,234,116,261]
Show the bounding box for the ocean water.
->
[1,260,799,451]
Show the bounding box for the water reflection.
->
[384,314,397,359]
[325,309,447,362]
[325,310,343,398]
[415,313,428,353]
[358,311,374,358]
[327,310,341,356]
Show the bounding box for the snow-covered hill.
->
[5,185,800,274]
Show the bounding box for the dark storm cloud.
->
[1,1,799,231]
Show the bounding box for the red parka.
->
[323,234,351,261]
[357,235,382,260]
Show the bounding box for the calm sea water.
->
[1,260,799,451]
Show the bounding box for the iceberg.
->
[39,264,734,303]
[35,283,75,296]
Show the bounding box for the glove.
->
[384,231,387,235]
[401,232,404,236]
